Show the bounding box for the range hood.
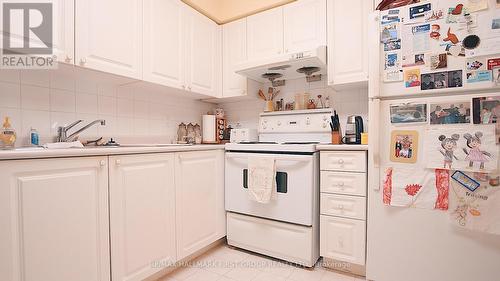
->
[235,46,327,83]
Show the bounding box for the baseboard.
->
[145,237,226,281]
[322,257,366,277]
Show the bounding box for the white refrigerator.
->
[366,1,500,281]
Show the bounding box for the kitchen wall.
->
[0,66,214,146]
[220,77,369,132]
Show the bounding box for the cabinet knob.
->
[116,159,121,166]
[338,204,344,210]
[80,58,87,65]
[182,85,186,89]
[338,159,344,164]
[188,86,192,91]
[65,55,72,63]
[241,90,246,94]
[99,160,106,167]
[338,182,345,187]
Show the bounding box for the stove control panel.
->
[259,109,333,133]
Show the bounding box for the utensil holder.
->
[264,101,274,112]
[331,131,341,144]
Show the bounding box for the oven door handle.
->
[225,153,313,163]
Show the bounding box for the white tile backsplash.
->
[21,85,50,110]
[220,78,369,132]
[1,69,214,146]
[20,70,50,87]
[98,95,117,115]
[50,89,75,112]
[0,82,21,108]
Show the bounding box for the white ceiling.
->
[182,0,296,24]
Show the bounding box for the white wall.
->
[0,66,213,146]
[220,77,369,133]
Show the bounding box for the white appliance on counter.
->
[235,46,327,83]
[225,109,332,267]
[230,128,258,143]
[367,1,500,281]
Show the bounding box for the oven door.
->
[225,152,318,226]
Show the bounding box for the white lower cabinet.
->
[109,154,177,281]
[0,157,110,281]
[0,149,225,281]
[175,150,226,260]
[320,150,367,275]
[320,215,366,265]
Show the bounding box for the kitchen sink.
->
[117,143,193,147]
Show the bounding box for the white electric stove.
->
[224,109,332,267]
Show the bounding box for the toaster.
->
[230,128,258,143]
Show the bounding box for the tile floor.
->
[157,245,366,281]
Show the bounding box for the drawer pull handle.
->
[338,159,344,164]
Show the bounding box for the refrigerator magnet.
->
[390,130,419,163]
[451,171,481,192]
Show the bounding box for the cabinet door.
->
[175,150,225,260]
[75,0,142,79]
[222,18,248,98]
[0,0,74,64]
[320,215,366,265]
[327,0,370,87]
[109,154,176,281]
[283,0,326,54]
[184,7,222,97]
[0,157,110,281]
[143,0,184,89]
[247,7,283,61]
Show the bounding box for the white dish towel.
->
[247,156,277,204]
[43,141,84,149]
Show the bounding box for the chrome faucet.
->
[57,119,106,142]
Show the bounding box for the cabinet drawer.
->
[321,171,366,196]
[320,215,366,265]
[321,194,366,220]
[320,151,366,172]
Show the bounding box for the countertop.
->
[0,144,226,161]
[316,144,369,151]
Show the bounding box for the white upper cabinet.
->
[283,0,326,54]
[75,0,143,79]
[327,0,370,87]
[109,154,177,281]
[247,7,283,61]
[222,18,248,98]
[0,157,110,281]
[143,0,184,89]
[184,6,222,97]
[175,150,226,260]
[52,0,74,63]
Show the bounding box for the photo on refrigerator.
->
[390,130,419,163]
[390,103,427,123]
[472,96,500,143]
[430,102,470,124]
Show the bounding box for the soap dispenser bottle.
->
[0,117,17,149]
